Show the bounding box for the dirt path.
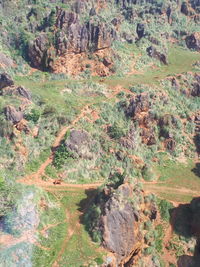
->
[52,209,81,267]
[127,54,142,75]
[18,83,134,187]
[0,230,43,250]
[19,104,93,185]
[143,184,200,197]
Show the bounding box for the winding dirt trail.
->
[0,103,103,257]
[18,84,134,187]
[19,104,92,185]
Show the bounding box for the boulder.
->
[190,0,200,12]
[0,52,14,69]
[0,73,14,90]
[65,129,93,159]
[146,46,168,65]
[186,32,200,51]
[136,23,145,39]
[181,2,190,15]
[120,127,136,149]
[140,128,156,146]
[4,106,23,124]
[99,184,141,264]
[28,9,117,69]
[171,77,180,90]
[16,86,32,100]
[165,138,176,151]
[126,93,150,118]
[28,33,50,69]
[191,83,200,97]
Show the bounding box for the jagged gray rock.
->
[0,73,14,90]
[4,106,23,124]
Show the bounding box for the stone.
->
[140,128,156,146]
[28,33,50,69]
[99,184,141,264]
[186,32,200,51]
[0,52,14,69]
[28,9,117,70]
[4,106,23,124]
[0,73,14,90]
[191,83,200,97]
[165,138,176,151]
[136,23,145,39]
[146,46,168,65]
[16,86,32,100]
[126,93,150,118]
[65,129,93,159]
[181,2,190,15]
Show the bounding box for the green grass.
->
[156,160,200,191]
[24,148,51,174]
[104,46,200,88]
[14,76,105,116]
[32,188,105,267]
[144,160,200,203]
[156,191,194,203]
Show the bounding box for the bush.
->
[0,178,17,217]
[109,172,125,188]
[84,204,102,243]
[158,199,173,221]
[142,165,156,181]
[53,144,74,169]
[25,109,40,123]
[108,122,127,139]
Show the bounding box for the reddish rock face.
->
[126,93,151,118]
[27,8,117,70]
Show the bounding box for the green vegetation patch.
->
[33,187,105,267]
[105,46,200,88]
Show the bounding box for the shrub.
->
[109,172,125,188]
[84,204,102,243]
[108,122,127,139]
[25,109,40,123]
[158,199,173,221]
[53,144,74,169]
[85,64,91,68]
[95,257,104,265]
[142,165,156,181]
[0,178,17,217]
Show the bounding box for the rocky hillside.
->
[0,0,200,75]
[0,0,200,266]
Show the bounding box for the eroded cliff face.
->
[24,0,200,73]
[86,182,157,265]
[28,6,117,71]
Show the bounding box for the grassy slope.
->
[105,46,200,87]
[33,187,104,267]
[4,45,199,265]
[144,161,200,203]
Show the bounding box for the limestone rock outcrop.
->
[147,46,168,65]
[4,106,23,124]
[0,73,14,90]
[86,182,151,265]
[186,33,200,51]
[65,129,93,159]
[27,8,117,70]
